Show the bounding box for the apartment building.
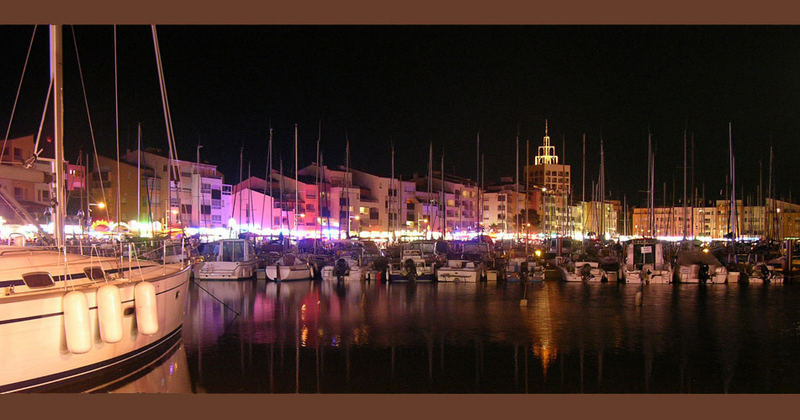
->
[122,149,232,228]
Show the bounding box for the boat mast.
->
[683,127,687,240]
[50,24,65,248]
[515,126,519,240]
[238,146,243,233]
[294,123,299,241]
[525,137,529,251]
[345,132,350,238]
[114,25,121,239]
[441,150,445,239]
[316,121,321,241]
[600,138,605,239]
[390,142,395,239]
[477,132,480,233]
[428,141,433,234]
[582,132,586,239]
[279,157,284,235]
[729,122,737,254]
[647,131,654,237]
[137,123,141,223]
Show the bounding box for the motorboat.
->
[193,239,258,280]
[622,239,673,284]
[388,241,437,282]
[321,250,364,282]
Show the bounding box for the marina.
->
[2,24,800,394]
[106,277,800,393]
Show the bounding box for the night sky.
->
[2,25,799,207]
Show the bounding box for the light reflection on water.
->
[126,279,800,392]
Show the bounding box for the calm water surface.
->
[112,279,800,393]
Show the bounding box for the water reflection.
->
[157,279,800,393]
[106,343,193,393]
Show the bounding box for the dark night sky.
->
[2,25,799,207]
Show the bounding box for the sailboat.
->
[264,124,313,282]
[0,25,190,393]
[621,132,673,283]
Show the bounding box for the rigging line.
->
[70,26,108,216]
[2,24,38,160]
[152,24,184,230]
[31,78,53,163]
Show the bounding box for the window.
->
[181,204,192,214]
[40,190,50,201]
[339,197,349,206]
[306,204,315,212]
[212,199,221,209]
[201,205,211,215]
[222,241,245,262]
[497,195,506,202]
[212,215,222,223]
[370,208,379,220]
[14,187,23,200]
[498,205,505,211]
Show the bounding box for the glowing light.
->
[96,202,105,209]
[534,249,542,257]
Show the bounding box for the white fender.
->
[97,284,123,343]
[63,291,92,353]
[134,281,159,335]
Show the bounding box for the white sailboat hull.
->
[0,255,190,393]
[265,264,313,282]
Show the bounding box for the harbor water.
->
[107,279,800,393]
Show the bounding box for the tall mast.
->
[691,132,695,239]
[647,131,654,237]
[260,123,271,231]
[294,123,299,240]
[481,153,485,234]
[390,142,395,238]
[50,25,65,248]
[114,25,121,238]
[759,158,763,238]
[582,133,586,203]
[316,120,321,240]
[477,132,480,233]
[515,126,519,239]
[238,146,243,232]
[440,150,445,238]
[582,132,586,238]
[600,138,605,238]
[345,132,350,238]
[137,122,141,223]
[428,141,433,231]
[268,126,273,233]
[279,158,284,233]
[769,145,774,240]
[729,122,736,247]
[683,127,687,240]
[525,137,530,248]
[247,162,252,227]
